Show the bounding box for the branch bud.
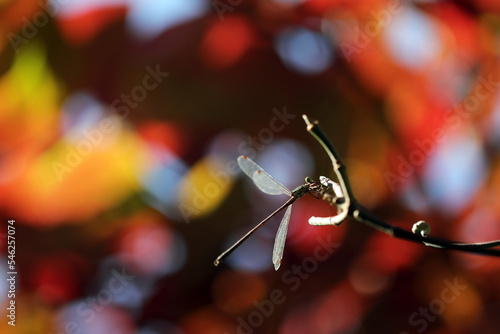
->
[412,220,431,237]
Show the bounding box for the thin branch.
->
[303,115,352,225]
[302,114,500,257]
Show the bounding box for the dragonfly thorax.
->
[291,183,312,199]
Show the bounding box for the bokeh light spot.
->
[117,220,186,275]
[275,27,333,75]
[382,6,442,70]
[31,256,79,305]
[423,130,487,215]
[201,16,255,69]
[127,0,209,40]
[177,155,236,222]
[56,303,135,334]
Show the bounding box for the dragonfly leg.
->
[320,176,344,199]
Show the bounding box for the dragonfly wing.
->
[238,156,291,196]
[272,204,293,270]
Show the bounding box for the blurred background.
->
[1,0,500,333]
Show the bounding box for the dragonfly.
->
[214,155,323,270]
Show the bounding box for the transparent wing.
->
[272,204,293,270]
[238,156,291,196]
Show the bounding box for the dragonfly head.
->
[305,176,323,191]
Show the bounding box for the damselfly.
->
[214,155,325,270]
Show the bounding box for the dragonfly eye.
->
[305,176,313,183]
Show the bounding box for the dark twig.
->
[302,114,500,256]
